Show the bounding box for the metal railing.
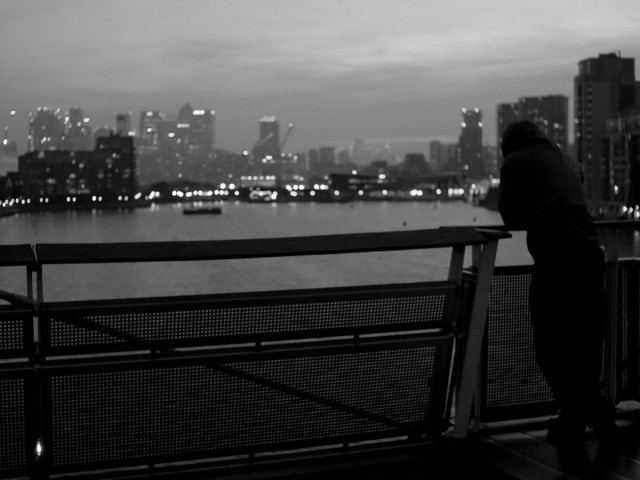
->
[0,227,507,479]
[474,220,640,427]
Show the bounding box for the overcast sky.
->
[1,0,639,154]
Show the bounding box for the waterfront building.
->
[602,108,640,216]
[496,103,518,158]
[351,136,372,165]
[28,107,65,152]
[575,52,640,215]
[61,107,92,151]
[93,126,114,144]
[483,145,499,178]
[337,148,351,166]
[176,103,216,156]
[307,148,319,176]
[307,146,337,179]
[254,116,280,164]
[458,108,484,179]
[0,136,18,175]
[139,110,165,148]
[496,95,568,166]
[518,95,569,153]
[18,134,136,202]
[317,146,337,177]
[429,141,458,173]
[115,111,134,136]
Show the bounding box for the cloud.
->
[1,0,640,152]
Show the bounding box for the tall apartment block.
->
[519,95,568,153]
[575,52,640,215]
[61,108,92,151]
[602,110,640,215]
[458,108,484,179]
[176,103,216,157]
[139,110,165,147]
[496,95,568,166]
[254,116,281,161]
[28,107,65,151]
[496,103,518,155]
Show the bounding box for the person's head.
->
[500,120,553,157]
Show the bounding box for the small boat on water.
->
[183,204,222,215]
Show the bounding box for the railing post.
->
[451,236,499,438]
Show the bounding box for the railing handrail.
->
[0,227,509,265]
[0,244,36,267]
[475,219,640,232]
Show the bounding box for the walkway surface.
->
[239,409,640,480]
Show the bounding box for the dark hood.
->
[501,120,553,158]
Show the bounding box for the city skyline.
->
[2,0,640,154]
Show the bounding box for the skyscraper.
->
[115,112,133,136]
[61,107,92,151]
[176,103,215,156]
[496,103,518,154]
[458,108,484,178]
[28,107,65,151]
[575,52,640,214]
[602,108,640,215]
[518,95,568,153]
[254,116,280,162]
[139,110,165,147]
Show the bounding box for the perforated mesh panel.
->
[480,267,556,422]
[0,308,28,358]
[43,285,453,352]
[48,345,443,468]
[616,260,640,401]
[0,377,27,472]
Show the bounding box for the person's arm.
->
[498,151,559,230]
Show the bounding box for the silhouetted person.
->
[498,120,616,459]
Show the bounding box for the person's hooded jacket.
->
[498,120,600,261]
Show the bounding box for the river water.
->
[0,200,529,301]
